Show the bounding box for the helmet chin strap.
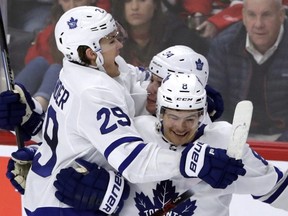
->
[95,51,106,72]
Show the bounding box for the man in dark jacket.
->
[207,0,288,141]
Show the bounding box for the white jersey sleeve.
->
[200,121,288,211]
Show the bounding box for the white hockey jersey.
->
[23,60,185,215]
[120,115,288,216]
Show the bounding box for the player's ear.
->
[85,48,97,61]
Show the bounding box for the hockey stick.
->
[0,6,25,149]
[151,190,194,216]
[151,100,253,216]
[227,100,253,159]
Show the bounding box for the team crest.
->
[67,17,78,29]
[163,51,175,58]
[134,180,197,215]
[195,58,204,70]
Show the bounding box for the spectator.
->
[207,0,288,141]
[14,0,98,111]
[193,0,288,38]
[194,0,243,38]
[111,0,209,67]
[162,0,244,38]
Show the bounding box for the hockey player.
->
[121,73,288,215]
[55,73,288,215]
[143,45,223,121]
[3,6,245,216]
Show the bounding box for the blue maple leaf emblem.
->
[163,51,174,58]
[67,17,78,29]
[195,58,204,70]
[134,180,197,216]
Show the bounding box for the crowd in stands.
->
[3,0,288,142]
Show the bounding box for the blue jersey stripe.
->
[262,173,288,204]
[118,143,146,174]
[25,207,96,215]
[104,136,144,158]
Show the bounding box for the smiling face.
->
[124,0,157,29]
[242,0,285,54]
[161,108,201,146]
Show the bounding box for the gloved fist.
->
[0,90,26,130]
[205,85,224,122]
[0,83,44,140]
[54,159,130,215]
[180,141,246,189]
[6,145,39,194]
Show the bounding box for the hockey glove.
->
[180,141,246,189]
[0,90,25,129]
[0,83,44,141]
[205,85,224,122]
[54,159,130,215]
[6,144,39,194]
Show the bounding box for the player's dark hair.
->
[77,46,91,65]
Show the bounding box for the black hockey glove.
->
[180,141,246,189]
[0,83,44,140]
[54,159,130,215]
[205,85,224,122]
[6,144,39,194]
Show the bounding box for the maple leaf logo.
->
[134,180,197,216]
[67,17,78,29]
[195,58,204,70]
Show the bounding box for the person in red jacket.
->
[188,0,243,38]
[162,0,243,38]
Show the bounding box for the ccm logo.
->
[102,172,123,213]
[189,142,204,172]
[176,97,193,101]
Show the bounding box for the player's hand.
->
[6,145,39,194]
[54,159,130,215]
[205,85,224,121]
[0,83,44,141]
[196,21,218,38]
[0,89,26,130]
[180,141,246,189]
